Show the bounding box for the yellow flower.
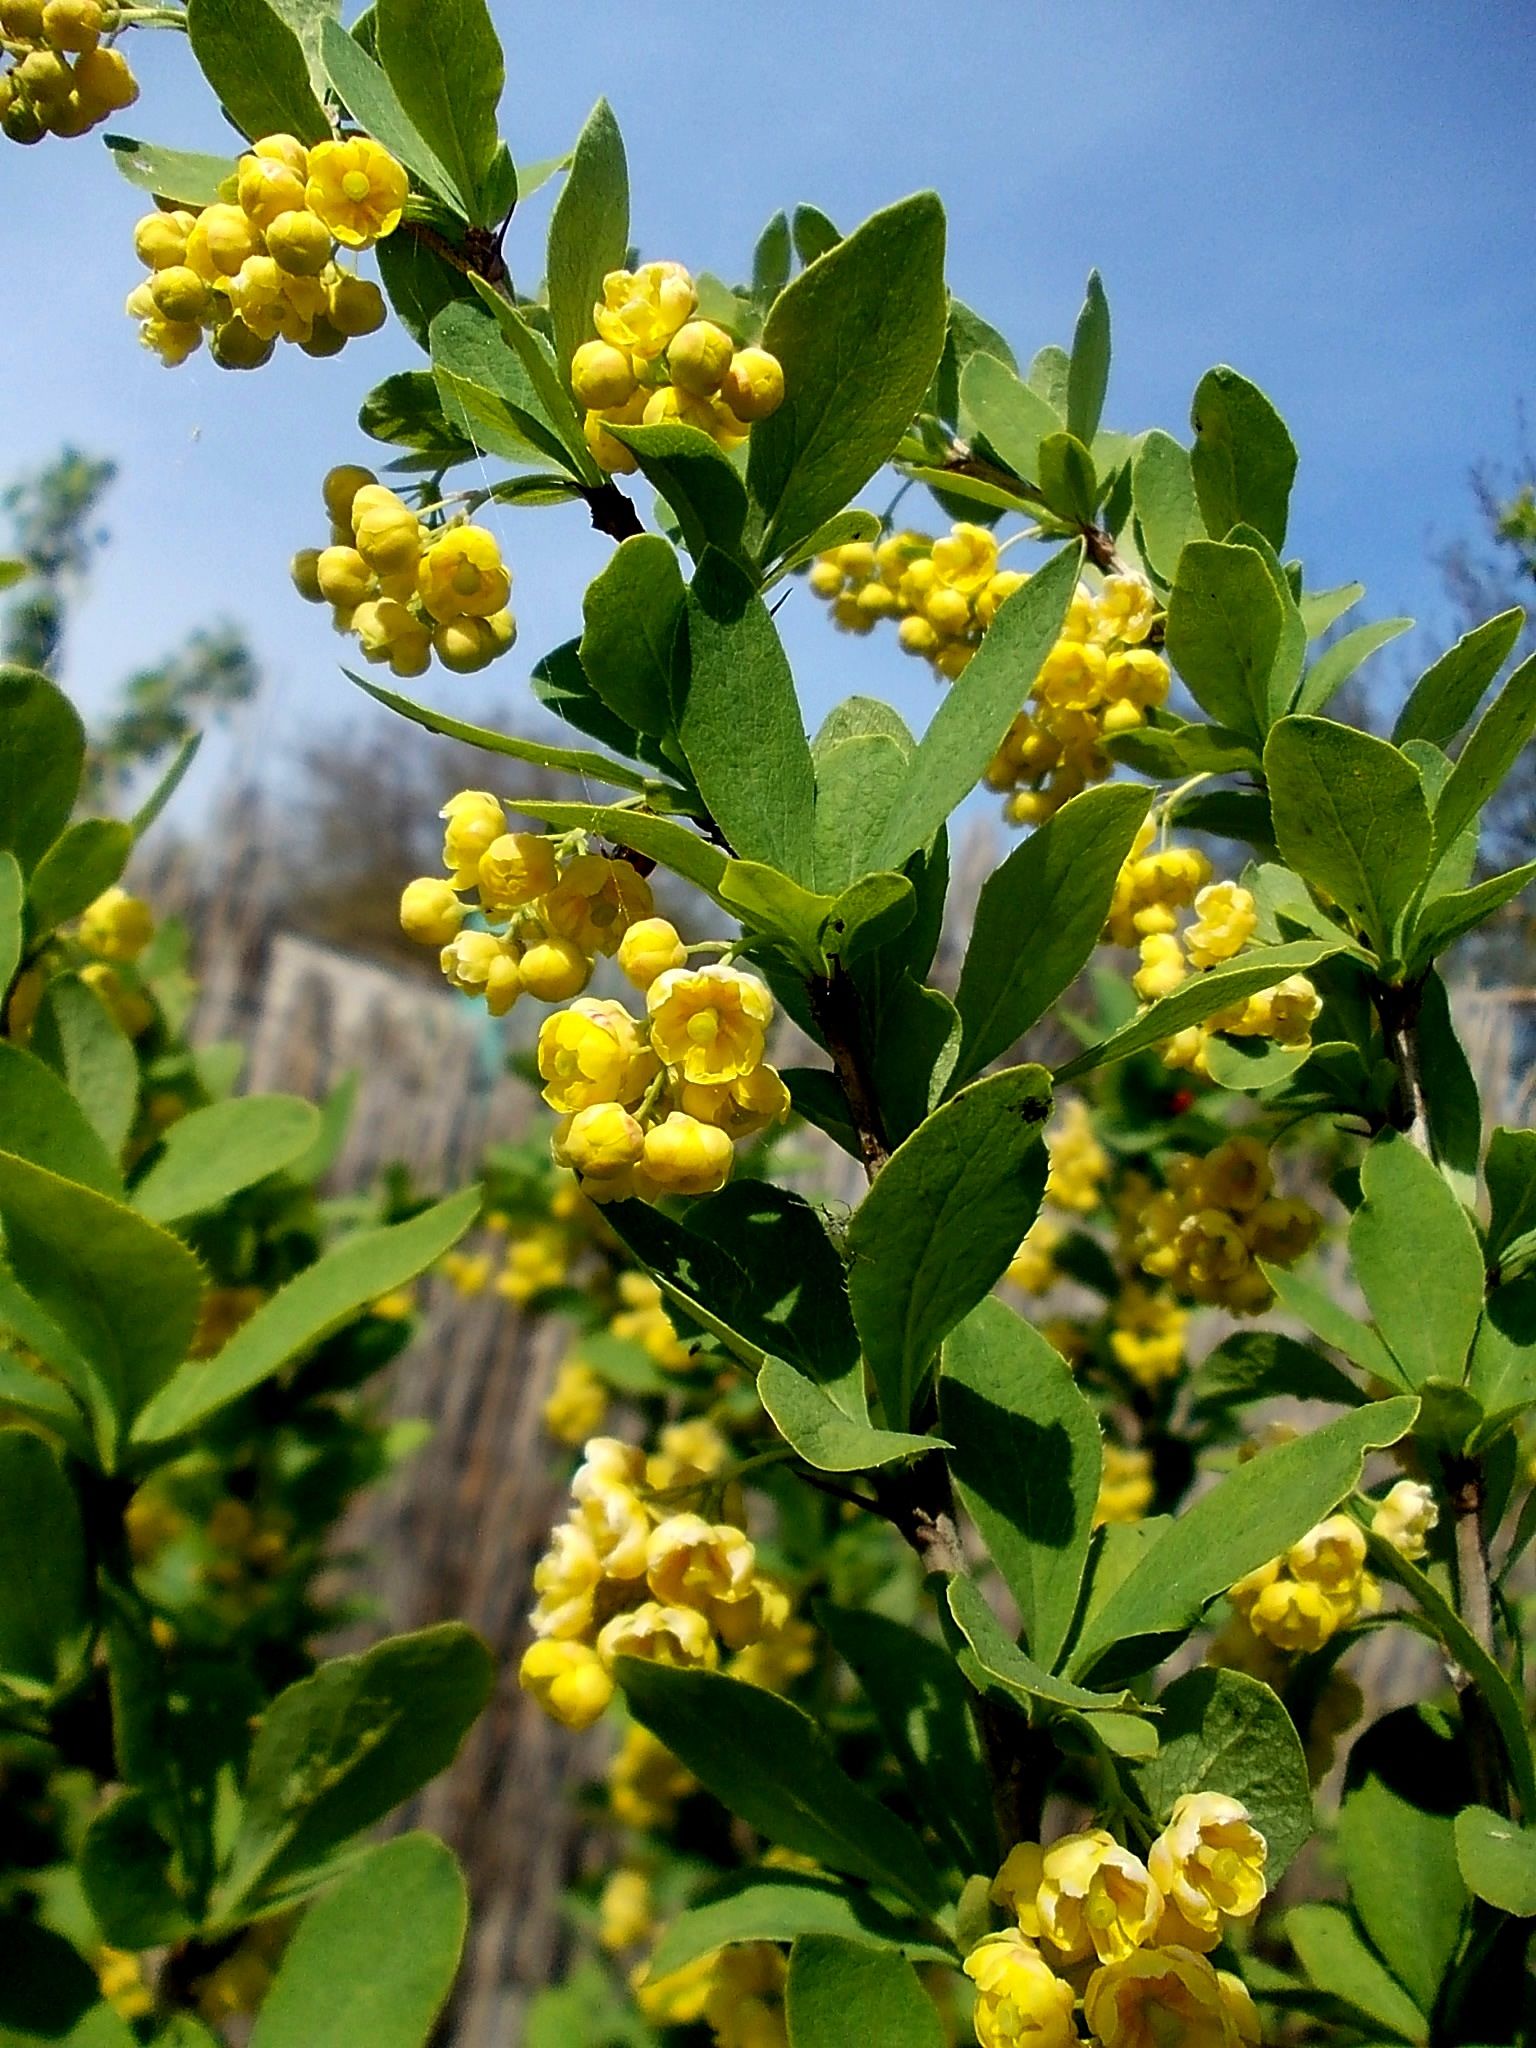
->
[1045,1097,1109,1213]
[1133,931,1188,1002]
[518,937,592,1004]
[1185,881,1259,970]
[477,830,557,912]
[440,929,521,1015]
[1149,1793,1267,1951]
[1007,1216,1062,1296]
[608,1723,696,1829]
[1096,1445,1154,1527]
[642,1112,735,1197]
[517,1638,614,1729]
[497,1224,571,1303]
[542,1358,608,1446]
[719,345,786,422]
[351,483,423,582]
[235,148,306,228]
[564,1101,645,1182]
[647,1418,729,1492]
[96,1947,154,2021]
[596,1599,718,1672]
[668,318,735,395]
[1109,1284,1188,1391]
[571,338,637,409]
[77,885,154,962]
[133,207,197,269]
[1093,575,1159,647]
[593,260,697,362]
[327,271,387,337]
[633,1951,717,2026]
[598,1868,654,1952]
[1083,1946,1238,2048]
[529,1517,603,1638]
[646,963,773,1085]
[304,136,408,247]
[1372,1478,1438,1560]
[264,205,333,275]
[1029,1829,1163,1967]
[646,1514,756,1612]
[417,523,511,623]
[542,852,654,956]
[618,916,688,991]
[963,1929,1080,2048]
[399,876,465,946]
[440,788,506,885]
[676,1063,792,1140]
[537,998,644,1114]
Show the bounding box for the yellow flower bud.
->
[0,0,45,37]
[439,929,521,1016]
[617,917,687,991]
[296,314,344,358]
[327,272,386,336]
[313,544,372,609]
[1133,931,1188,1003]
[40,0,99,53]
[185,203,261,281]
[147,263,210,324]
[440,789,505,882]
[209,315,275,371]
[251,131,307,176]
[263,206,333,275]
[477,831,556,911]
[719,345,785,422]
[432,616,498,672]
[132,208,196,270]
[898,614,938,658]
[322,463,377,525]
[398,877,465,947]
[564,1101,645,1181]
[596,1868,653,1953]
[641,1112,734,1197]
[517,1638,614,1730]
[570,338,637,409]
[289,547,324,603]
[667,318,735,395]
[77,886,154,962]
[641,383,717,434]
[517,937,592,1003]
[236,150,306,228]
[351,596,431,677]
[350,484,422,580]
[304,136,409,248]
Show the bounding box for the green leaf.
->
[579,534,684,740]
[376,234,478,351]
[874,545,1081,870]
[752,210,792,302]
[130,732,201,838]
[1299,580,1365,640]
[528,639,646,760]
[186,0,329,143]
[764,508,881,586]
[466,278,595,476]
[605,422,749,562]
[1054,938,1343,1083]
[811,735,910,892]
[545,98,628,378]
[1408,859,1536,972]
[505,799,727,899]
[30,977,138,1163]
[847,1066,1052,1427]
[1432,645,1536,861]
[0,1041,121,1195]
[647,1871,950,1979]
[948,1573,1137,1716]
[80,1792,192,1950]
[248,1835,467,2048]
[133,1189,477,1443]
[0,668,83,876]
[429,300,577,471]
[677,549,816,880]
[132,1096,321,1226]
[1286,1903,1428,2043]
[217,1627,492,1910]
[1337,1709,1470,2016]
[346,673,650,793]
[1454,1805,1536,1917]
[102,135,235,207]
[1132,429,1203,583]
[1349,1131,1484,1389]
[1189,364,1298,550]
[0,853,20,995]
[686,1181,861,1396]
[959,352,1061,484]
[0,1154,203,1451]
[0,1917,138,2047]
[1133,1668,1312,1881]
[1069,1398,1418,1675]
[1487,1126,1536,1274]
[785,1936,944,2048]
[318,18,460,210]
[0,1431,88,1695]
[374,0,502,223]
[1066,270,1111,446]
[1266,717,1433,957]
[1035,432,1098,526]
[0,1352,91,1460]
[24,820,132,943]
[1194,1330,1364,1415]
[1294,617,1414,718]
[757,1358,937,1473]
[951,782,1152,1087]
[748,192,948,566]
[359,369,473,456]
[615,1661,947,1915]
[1393,608,1524,748]
[941,1299,1100,1670]
[1164,540,1283,737]
[820,1604,996,1873]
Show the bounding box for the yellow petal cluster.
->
[1229,1512,1380,1652]
[1125,1136,1322,1315]
[124,134,400,369]
[575,261,784,472]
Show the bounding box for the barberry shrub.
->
[3,2,1536,2043]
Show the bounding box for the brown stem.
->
[580,482,646,544]
[808,963,888,1182]
[1374,978,1433,1155]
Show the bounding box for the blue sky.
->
[2,1,1533,805]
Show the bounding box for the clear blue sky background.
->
[2,1,1533,803]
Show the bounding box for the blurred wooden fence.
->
[134,793,1536,2043]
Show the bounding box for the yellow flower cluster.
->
[0,0,136,146]
[1106,823,1322,1074]
[634,1940,788,2048]
[538,960,788,1206]
[543,1356,609,1445]
[1095,1443,1154,1526]
[1125,1137,1321,1315]
[810,522,1031,683]
[517,1434,797,1730]
[95,1946,152,2021]
[970,1802,1266,2045]
[295,471,515,678]
[575,261,785,473]
[125,134,402,368]
[400,795,654,1012]
[1229,1513,1379,1654]
[1107,1283,1188,1390]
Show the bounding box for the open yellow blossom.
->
[646,1515,756,1613]
[593,260,697,361]
[963,1929,1080,2048]
[440,929,521,1015]
[642,1111,735,1196]
[538,999,644,1113]
[304,136,408,246]
[1372,1478,1438,1560]
[517,1638,614,1729]
[417,524,512,622]
[477,831,557,912]
[542,853,654,956]
[1031,1830,1163,1967]
[596,1599,718,1672]
[1185,881,1259,968]
[529,1519,603,1638]
[1083,1946,1238,2048]
[647,963,773,1085]
[1149,1794,1267,1950]
[677,1063,792,1140]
